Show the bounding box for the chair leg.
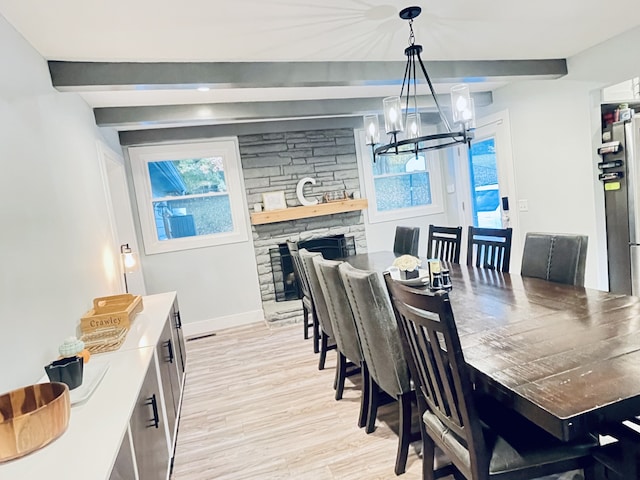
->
[318,331,328,370]
[422,429,436,480]
[312,312,320,354]
[303,304,310,340]
[358,362,369,428]
[365,375,379,434]
[335,352,347,400]
[394,392,412,475]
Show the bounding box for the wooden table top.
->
[343,251,640,441]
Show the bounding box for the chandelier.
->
[364,6,475,161]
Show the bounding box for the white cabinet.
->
[0,291,186,480]
[130,358,170,480]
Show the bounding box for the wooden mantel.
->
[250,199,368,225]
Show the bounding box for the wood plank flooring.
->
[171,321,585,480]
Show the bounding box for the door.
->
[460,110,520,235]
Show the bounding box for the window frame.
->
[354,129,445,223]
[129,138,249,255]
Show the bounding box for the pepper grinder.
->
[441,268,453,290]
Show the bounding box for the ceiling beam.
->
[94,92,493,128]
[49,60,567,91]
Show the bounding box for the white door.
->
[97,142,147,295]
[458,110,519,230]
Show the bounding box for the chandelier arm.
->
[415,51,452,132]
[399,55,411,99]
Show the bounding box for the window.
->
[129,139,248,254]
[355,129,444,223]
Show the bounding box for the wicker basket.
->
[80,327,129,354]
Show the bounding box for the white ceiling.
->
[1,0,639,131]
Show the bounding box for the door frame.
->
[455,109,522,270]
[97,141,147,295]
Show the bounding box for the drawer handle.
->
[174,311,182,329]
[145,394,160,429]
[165,339,174,363]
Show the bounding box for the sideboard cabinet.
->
[0,292,186,480]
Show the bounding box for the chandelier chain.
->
[408,18,415,46]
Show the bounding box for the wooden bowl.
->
[0,382,70,462]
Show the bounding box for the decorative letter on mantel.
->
[296,177,318,206]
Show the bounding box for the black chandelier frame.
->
[371,6,474,160]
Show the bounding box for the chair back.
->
[287,240,312,300]
[384,273,488,477]
[521,232,588,286]
[339,263,410,397]
[466,226,513,272]
[299,249,334,338]
[426,225,463,263]
[313,257,362,365]
[393,226,420,257]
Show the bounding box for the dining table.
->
[342,251,640,443]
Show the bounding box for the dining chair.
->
[313,256,367,427]
[593,418,640,479]
[520,232,588,286]
[383,273,599,480]
[394,226,420,257]
[287,240,318,351]
[339,262,418,476]
[299,249,336,371]
[426,225,463,263]
[466,226,513,272]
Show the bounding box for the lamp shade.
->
[364,115,380,145]
[405,113,422,139]
[383,96,404,134]
[451,84,474,125]
[120,244,139,274]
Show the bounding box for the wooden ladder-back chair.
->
[384,273,599,480]
[466,226,513,272]
[426,225,463,263]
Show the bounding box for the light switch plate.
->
[518,199,529,212]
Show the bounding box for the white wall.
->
[485,25,640,290]
[0,15,125,392]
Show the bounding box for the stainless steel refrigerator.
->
[599,114,640,295]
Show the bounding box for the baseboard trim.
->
[182,309,264,338]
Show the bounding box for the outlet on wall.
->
[518,199,529,212]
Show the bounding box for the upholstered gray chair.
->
[314,256,367,427]
[394,226,420,257]
[299,249,336,370]
[521,232,588,286]
[287,240,318,351]
[339,262,416,476]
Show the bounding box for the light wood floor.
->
[171,321,585,480]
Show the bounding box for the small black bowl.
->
[44,356,84,390]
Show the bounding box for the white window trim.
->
[129,138,248,255]
[354,128,445,223]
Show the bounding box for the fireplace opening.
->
[269,234,356,302]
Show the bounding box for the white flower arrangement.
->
[392,254,421,271]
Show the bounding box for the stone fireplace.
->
[238,128,368,323]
